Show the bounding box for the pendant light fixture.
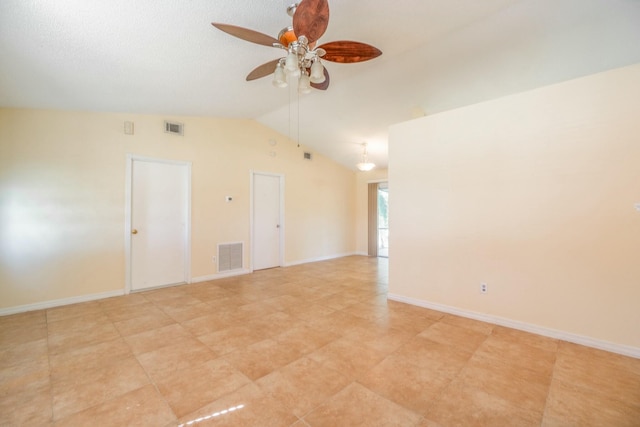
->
[356,143,375,171]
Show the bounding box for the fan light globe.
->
[298,73,311,94]
[285,51,299,72]
[272,64,287,87]
[272,64,288,88]
[309,60,325,83]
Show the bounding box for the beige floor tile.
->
[0,385,53,426]
[427,380,543,427]
[313,292,363,310]
[223,338,302,380]
[542,379,640,427]
[553,344,640,409]
[113,306,176,336]
[184,283,234,301]
[273,324,340,357]
[150,293,204,311]
[161,302,216,323]
[256,357,350,418]
[359,354,454,416]
[136,338,216,381]
[52,357,150,420]
[342,324,415,355]
[197,324,269,356]
[53,384,175,427]
[307,337,388,381]
[282,303,336,322]
[156,358,251,418]
[181,310,244,336]
[48,320,121,355]
[232,301,280,320]
[261,294,307,311]
[392,336,473,379]
[0,310,46,329]
[340,301,389,321]
[474,333,557,377]
[439,313,495,334]
[49,338,133,380]
[558,341,640,376]
[0,337,48,368]
[415,418,445,427]
[47,312,111,333]
[369,311,438,335]
[98,293,149,311]
[0,322,48,348]
[3,257,640,427]
[46,301,103,323]
[418,321,489,353]
[103,300,157,322]
[387,300,444,320]
[142,285,190,303]
[459,353,552,412]
[125,322,195,355]
[175,382,298,427]
[491,325,559,352]
[0,355,50,397]
[241,310,304,338]
[306,310,370,336]
[303,382,422,427]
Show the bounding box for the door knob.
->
[132,229,138,235]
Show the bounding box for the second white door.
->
[252,173,282,270]
[130,158,190,291]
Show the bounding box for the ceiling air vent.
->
[303,152,312,161]
[164,120,184,136]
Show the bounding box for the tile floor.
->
[1,256,639,426]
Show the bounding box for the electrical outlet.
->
[480,283,488,294]
[212,256,216,264]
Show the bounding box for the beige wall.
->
[355,169,388,255]
[389,64,640,349]
[0,109,356,309]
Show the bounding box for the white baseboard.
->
[191,268,252,283]
[388,293,640,359]
[0,289,126,316]
[284,252,358,267]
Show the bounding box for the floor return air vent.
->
[217,242,243,272]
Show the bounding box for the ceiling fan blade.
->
[310,67,330,91]
[212,23,279,47]
[293,0,330,44]
[246,58,282,81]
[317,41,382,63]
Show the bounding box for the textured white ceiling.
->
[1,0,640,169]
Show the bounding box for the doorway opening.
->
[367,181,388,258]
[377,183,389,258]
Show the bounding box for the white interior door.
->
[252,173,282,270]
[130,159,190,291]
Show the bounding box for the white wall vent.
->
[218,242,243,272]
[303,151,312,160]
[164,120,184,136]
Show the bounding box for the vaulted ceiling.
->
[1,0,639,169]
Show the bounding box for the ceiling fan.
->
[211,0,382,93]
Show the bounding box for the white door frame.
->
[124,154,192,293]
[250,171,285,271]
